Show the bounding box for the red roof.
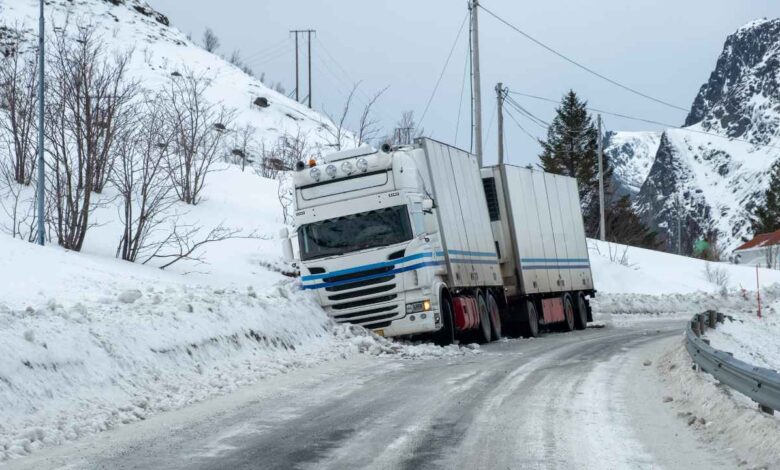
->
[735,229,780,251]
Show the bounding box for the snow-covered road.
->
[6,322,741,470]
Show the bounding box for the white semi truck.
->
[285,138,594,344]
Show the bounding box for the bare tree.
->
[44,24,138,251]
[229,123,257,171]
[765,244,779,269]
[386,110,424,146]
[0,24,38,186]
[0,156,38,241]
[202,27,220,53]
[356,87,388,146]
[162,70,235,205]
[111,97,177,262]
[323,83,358,151]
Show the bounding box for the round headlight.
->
[309,167,321,181]
[341,161,354,175]
[356,158,368,172]
[326,164,337,178]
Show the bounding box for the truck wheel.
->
[487,293,502,341]
[562,294,575,332]
[574,293,588,330]
[476,292,492,344]
[432,295,455,346]
[521,300,539,338]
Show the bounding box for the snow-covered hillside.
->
[606,18,780,253]
[0,0,340,150]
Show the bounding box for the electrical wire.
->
[242,38,291,63]
[478,4,690,113]
[454,46,469,147]
[504,107,539,142]
[417,12,469,131]
[509,91,780,151]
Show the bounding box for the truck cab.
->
[292,145,446,337]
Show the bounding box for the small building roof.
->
[734,229,780,251]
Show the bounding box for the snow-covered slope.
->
[0,0,339,150]
[607,18,780,253]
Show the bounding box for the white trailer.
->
[482,164,595,336]
[289,138,504,345]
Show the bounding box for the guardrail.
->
[685,310,780,415]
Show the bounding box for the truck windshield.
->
[298,205,413,261]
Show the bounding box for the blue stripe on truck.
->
[300,249,499,289]
[521,258,590,263]
[301,261,445,290]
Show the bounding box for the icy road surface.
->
[8,323,733,470]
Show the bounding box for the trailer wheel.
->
[521,300,539,338]
[475,292,492,344]
[432,295,455,346]
[562,294,575,332]
[574,293,588,330]
[487,293,502,341]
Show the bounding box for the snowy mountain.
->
[0,0,339,149]
[606,18,780,254]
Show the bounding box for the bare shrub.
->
[703,261,730,290]
[162,70,235,205]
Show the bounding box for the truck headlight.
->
[406,299,431,314]
[326,164,337,178]
[309,167,321,181]
[341,161,354,175]
[356,158,368,172]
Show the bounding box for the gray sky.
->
[150,0,779,166]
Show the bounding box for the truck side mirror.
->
[422,199,434,212]
[279,227,293,262]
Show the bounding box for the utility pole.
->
[307,31,313,108]
[290,29,316,107]
[597,114,605,241]
[36,0,45,246]
[292,31,299,102]
[470,0,483,167]
[496,82,506,165]
[677,192,683,255]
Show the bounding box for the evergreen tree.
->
[539,90,659,248]
[752,161,780,234]
[539,90,605,237]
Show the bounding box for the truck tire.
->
[521,299,539,338]
[487,292,502,341]
[575,293,588,330]
[475,292,492,344]
[432,295,455,347]
[562,294,575,332]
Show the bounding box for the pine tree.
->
[752,161,780,235]
[539,90,604,237]
[538,90,658,248]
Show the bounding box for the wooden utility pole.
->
[290,29,315,106]
[36,0,45,246]
[470,0,483,167]
[496,82,506,165]
[597,114,605,241]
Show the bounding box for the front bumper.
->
[371,308,439,337]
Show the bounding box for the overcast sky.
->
[150,0,779,166]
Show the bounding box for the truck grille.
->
[317,264,402,328]
[323,266,395,292]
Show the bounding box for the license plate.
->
[373,329,385,337]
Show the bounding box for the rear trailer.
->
[482,164,595,335]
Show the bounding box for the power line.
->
[242,38,291,63]
[505,96,549,129]
[454,46,470,147]
[504,107,539,142]
[418,12,469,131]
[478,4,690,113]
[509,91,780,151]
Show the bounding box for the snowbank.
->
[706,287,780,370]
[588,239,780,295]
[0,235,476,462]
